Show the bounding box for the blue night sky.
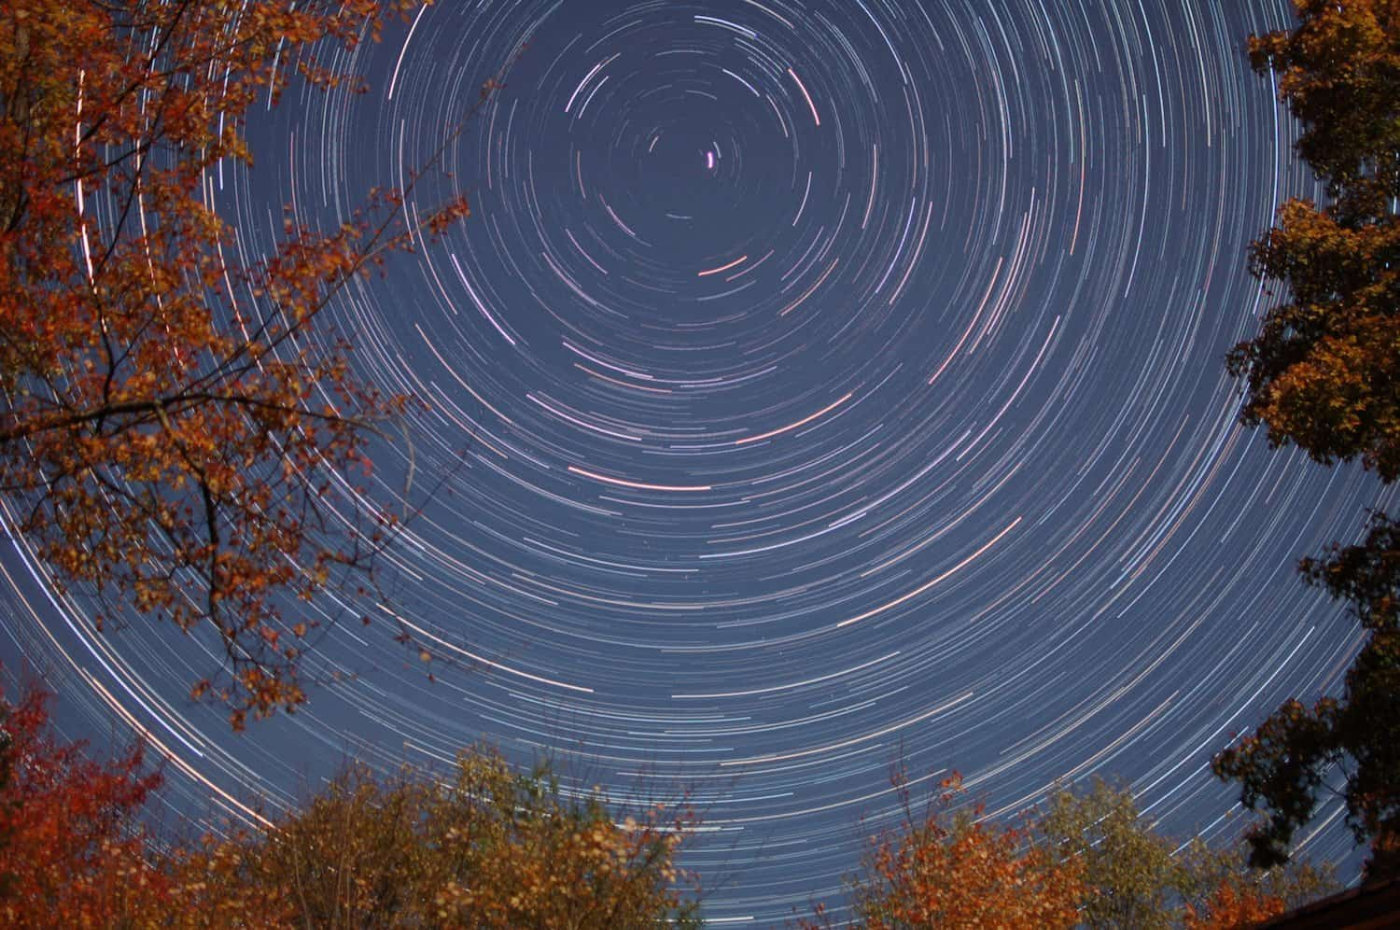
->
[2,0,1394,923]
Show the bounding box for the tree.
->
[0,675,700,928]
[1226,0,1400,480]
[0,0,473,728]
[0,679,169,928]
[168,750,700,929]
[1179,884,1289,930]
[1040,779,1188,930]
[0,707,12,900]
[1214,514,1400,875]
[1217,0,1400,876]
[804,776,1335,930]
[800,774,1086,930]
[1038,779,1333,929]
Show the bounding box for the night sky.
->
[2,0,1396,923]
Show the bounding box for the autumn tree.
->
[0,709,11,900]
[1216,0,1400,877]
[800,774,1086,930]
[1038,779,1333,929]
[0,0,474,728]
[1040,779,1188,930]
[1227,0,1400,479]
[1179,883,1290,930]
[805,775,1336,930]
[0,674,701,928]
[0,679,169,928]
[168,749,701,929]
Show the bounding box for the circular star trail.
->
[2,0,1393,922]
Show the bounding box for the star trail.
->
[2,0,1394,922]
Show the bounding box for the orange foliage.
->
[1183,881,1288,930]
[0,680,699,928]
[0,0,474,728]
[0,681,167,928]
[803,775,1085,930]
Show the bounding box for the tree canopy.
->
[800,775,1087,930]
[1227,0,1400,479]
[801,776,1332,929]
[0,0,472,728]
[1038,779,1331,930]
[1214,512,1400,874]
[2,683,1343,927]
[0,682,165,928]
[172,751,700,929]
[0,678,699,928]
[1216,0,1400,878]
